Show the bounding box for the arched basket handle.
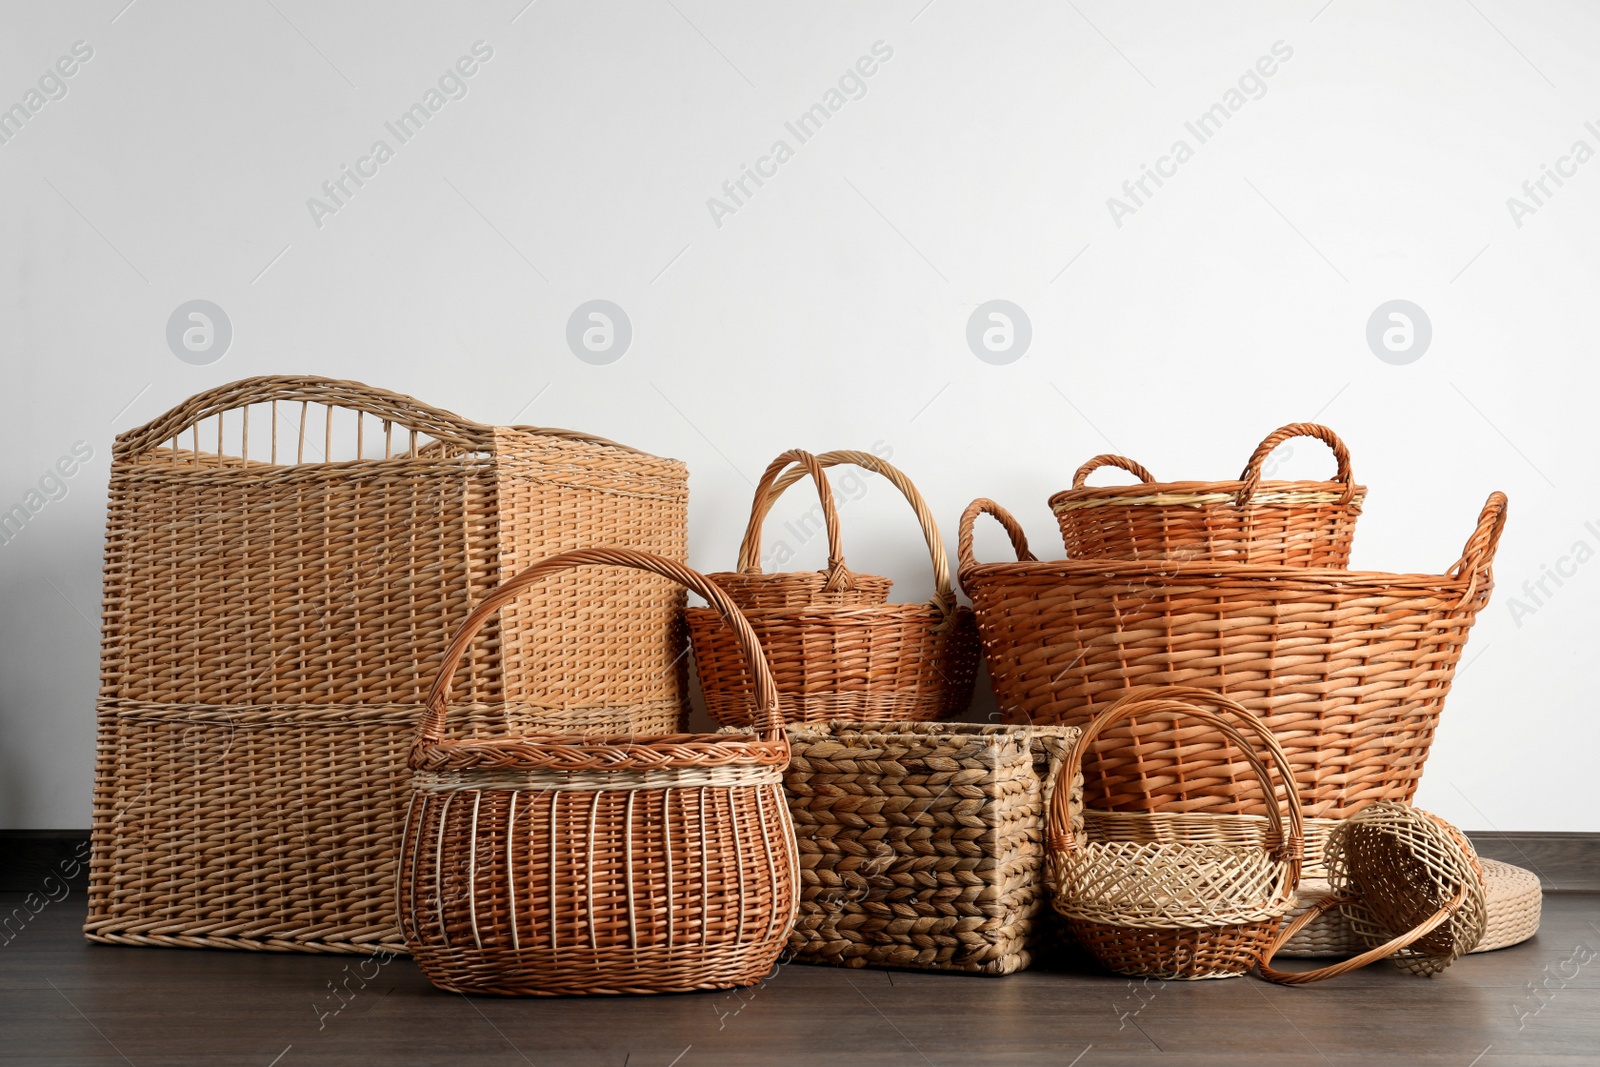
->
[734,449,853,594]
[1446,491,1509,606]
[1257,883,1471,986]
[958,498,1039,574]
[414,548,783,754]
[1236,423,1356,505]
[760,450,956,619]
[1072,455,1157,488]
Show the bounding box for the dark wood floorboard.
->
[0,892,1597,1065]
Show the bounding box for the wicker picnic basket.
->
[88,377,689,954]
[783,721,1078,975]
[399,548,798,996]
[689,449,979,726]
[959,491,1507,822]
[1260,803,1487,983]
[1049,692,1303,980]
[1048,423,1365,566]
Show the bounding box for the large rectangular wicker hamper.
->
[783,722,1079,975]
[87,376,690,953]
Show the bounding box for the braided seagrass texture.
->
[1049,423,1366,567]
[1049,692,1303,980]
[1260,803,1487,984]
[399,548,798,996]
[960,491,1507,821]
[783,721,1078,975]
[691,450,979,726]
[89,377,689,955]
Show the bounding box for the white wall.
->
[1,0,1593,831]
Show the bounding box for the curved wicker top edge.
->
[410,733,788,772]
[114,374,683,465]
[959,555,1473,591]
[1049,480,1368,511]
[683,601,976,622]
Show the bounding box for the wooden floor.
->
[3,893,1598,1066]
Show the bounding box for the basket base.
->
[409,941,787,996]
[1064,916,1283,980]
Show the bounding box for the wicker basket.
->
[88,377,689,954]
[690,450,980,726]
[959,491,1507,821]
[1049,691,1303,980]
[399,548,797,996]
[1048,423,1365,566]
[710,449,893,609]
[782,721,1078,975]
[1260,803,1487,984]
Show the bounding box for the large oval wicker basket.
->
[1048,423,1365,567]
[1049,691,1303,980]
[398,548,797,996]
[959,491,1507,821]
[690,450,979,726]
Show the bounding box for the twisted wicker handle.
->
[115,374,636,461]
[417,548,783,745]
[1047,690,1305,887]
[1236,423,1355,506]
[760,450,956,617]
[734,449,854,593]
[1072,455,1157,488]
[1446,491,1509,606]
[957,498,1040,574]
[1257,882,1471,986]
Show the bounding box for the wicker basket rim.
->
[684,602,974,622]
[1049,479,1368,510]
[785,720,1078,741]
[412,733,788,771]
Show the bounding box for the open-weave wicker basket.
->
[88,377,689,955]
[690,449,979,726]
[1049,691,1303,980]
[783,721,1079,975]
[1048,423,1365,567]
[399,548,798,996]
[959,491,1507,822]
[1260,803,1487,984]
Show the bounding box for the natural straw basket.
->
[783,721,1078,975]
[959,491,1507,821]
[1049,691,1303,980]
[1260,803,1487,984]
[88,378,689,955]
[708,449,893,609]
[399,548,798,996]
[1048,423,1365,567]
[690,450,979,726]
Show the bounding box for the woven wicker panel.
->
[960,493,1506,821]
[1049,424,1365,567]
[783,722,1078,975]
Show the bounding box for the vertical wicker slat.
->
[88,376,690,954]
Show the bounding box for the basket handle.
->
[733,449,854,593]
[1235,423,1356,506]
[760,450,956,618]
[114,375,637,461]
[1445,491,1509,604]
[957,498,1040,573]
[1046,689,1305,888]
[416,547,783,746]
[1072,455,1157,488]
[1257,883,1471,986]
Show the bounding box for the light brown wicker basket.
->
[399,548,797,996]
[88,376,690,954]
[959,491,1506,821]
[1048,423,1365,567]
[782,721,1078,975]
[1049,691,1303,980]
[690,450,979,726]
[1260,803,1487,984]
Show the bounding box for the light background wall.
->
[0,0,1593,830]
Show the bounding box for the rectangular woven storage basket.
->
[88,376,690,954]
[783,721,1079,975]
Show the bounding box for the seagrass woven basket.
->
[1049,691,1303,980]
[783,721,1078,975]
[1260,803,1487,984]
[399,548,798,996]
[1048,423,1365,566]
[88,377,689,954]
[690,449,979,726]
[959,491,1507,822]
